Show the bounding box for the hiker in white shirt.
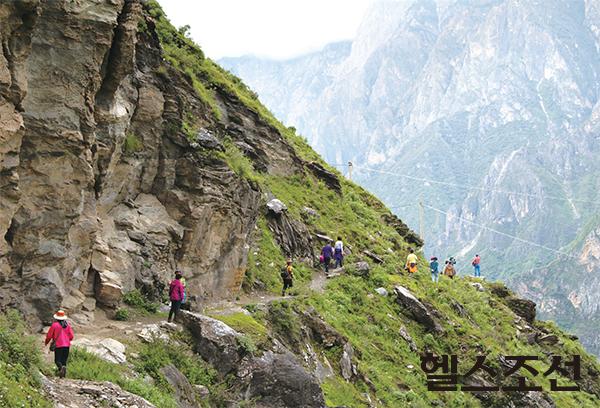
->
[334,236,344,268]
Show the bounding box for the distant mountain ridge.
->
[221,0,600,355]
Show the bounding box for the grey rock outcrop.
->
[71,337,127,364]
[181,311,245,375]
[160,364,199,408]
[242,350,326,408]
[266,203,314,260]
[505,297,537,324]
[181,311,325,407]
[394,286,443,333]
[42,376,155,408]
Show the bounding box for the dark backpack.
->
[280,266,290,280]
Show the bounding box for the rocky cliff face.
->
[222,0,600,355]
[0,0,310,327]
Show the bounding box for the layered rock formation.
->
[0,0,313,327]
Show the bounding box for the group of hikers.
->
[44,269,190,378]
[426,252,482,282]
[43,239,482,379]
[278,236,345,296]
[320,236,345,273]
[279,236,484,295]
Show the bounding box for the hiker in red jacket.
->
[45,309,74,378]
[168,271,185,323]
[472,254,481,277]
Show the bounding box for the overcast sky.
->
[158,0,374,60]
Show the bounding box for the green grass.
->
[123,132,143,154]
[217,139,260,183]
[68,347,178,408]
[295,268,600,407]
[0,310,51,407]
[210,312,269,350]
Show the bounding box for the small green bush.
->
[236,335,258,355]
[123,289,160,314]
[114,308,129,321]
[123,132,143,154]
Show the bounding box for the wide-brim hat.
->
[53,310,67,320]
[430,257,438,260]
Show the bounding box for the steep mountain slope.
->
[221,0,600,355]
[1,0,599,407]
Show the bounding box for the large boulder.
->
[242,350,326,408]
[505,296,536,323]
[180,311,245,375]
[302,307,346,348]
[182,311,325,407]
[160,364,199,408]
[71,338,127,364]
[394,286,443,333]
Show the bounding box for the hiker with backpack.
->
[281,259,294,296]
[429,257,439,283]
[471,254,481,277]
[321,241,333,274]
[444,260,456,279]
[406,248,418,274]
[45,309,74,378]
[334,237,344,268]
[180,274,187,305]
[168,271,185,323]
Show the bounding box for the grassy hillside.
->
[4,2,598,407]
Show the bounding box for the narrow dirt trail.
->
[41,268,333,360]
[205,268,331,315]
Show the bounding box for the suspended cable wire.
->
[349,164,599,207]
[422,203,577,259]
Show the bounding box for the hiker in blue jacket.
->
[429,257,439,283]
[321,241,333,273]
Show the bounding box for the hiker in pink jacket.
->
[45,309,74,378]
[168,270,185,323]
